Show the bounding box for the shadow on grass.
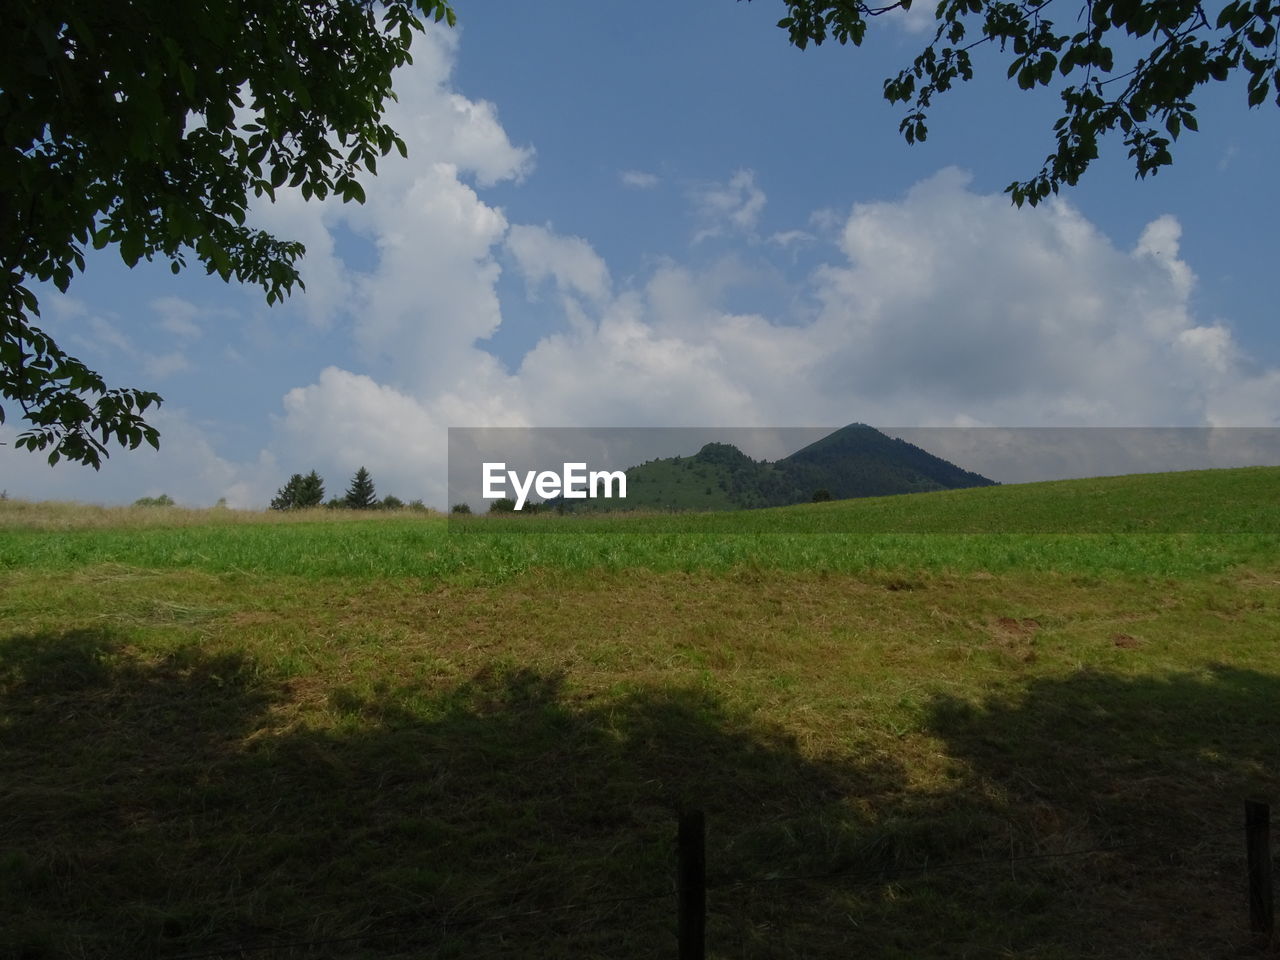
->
[1,630,1278,959]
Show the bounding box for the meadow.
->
[1,469,1278,958]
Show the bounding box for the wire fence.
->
[159,800,1275,960]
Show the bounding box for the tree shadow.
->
[2,630,1278,959]
[910,665,1280,959]
[0,628,894,959]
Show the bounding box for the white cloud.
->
[489,168,1279,433]
[151,297,203,339]
[28,163,1280,507]
[769,230,813,248]
[248,184,353,327]
[0,411,277,509]
[13,22,1280,508]
[54,304,193,383]
[620,170,660,189]
[379,28,534,189]
[885,0,939,34]
[273,365,538,505]
[143,351,191,379]
[507,224,611,305]
[276,367,449,503]
[243,22,533,339]
[85,316,133,355]
[691,169,767,242]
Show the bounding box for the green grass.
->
[2,470,1280,958]
[3,467,1280,584]
[501,464,1280,533]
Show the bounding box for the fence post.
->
[677,810,706,960]
[1247,799,1274,939]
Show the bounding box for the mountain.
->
[548,424,995,513]
[773,423,996,501]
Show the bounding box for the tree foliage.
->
[1,0,455,467]
[344,467,378,509]
[270,470,325,510]
[765,0,1279,204]
[133,493,174,507]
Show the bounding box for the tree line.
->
[270,466,426,512]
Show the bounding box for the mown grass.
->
[477,464,1280,533]
[2,471,1279,958]
[3,467,1280,583]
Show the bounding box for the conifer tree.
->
[270,474,305,511]
[344,467,377,510]
[271,469,325,510]
[297,470,325,508]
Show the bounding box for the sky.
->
[2,0,1278,508]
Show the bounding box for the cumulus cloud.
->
[276,367,448,503]
[243,24,533,338]
[792,168,1271,426]
[491,168,1277,433]
[10,23,1279,508]
[507,224,611,305]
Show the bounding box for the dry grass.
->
[0,498,439,531]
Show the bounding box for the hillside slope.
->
[556,424,994,512]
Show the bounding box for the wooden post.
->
[1247,799,1274,938]
[677,810,706,960]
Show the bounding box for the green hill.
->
[775,423,996,500]
[550,423,995,513]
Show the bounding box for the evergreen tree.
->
[271,470,326,510]
[344,467,378,509]
[270,474,304,510]
[297,470,325,508]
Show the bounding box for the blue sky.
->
[2,1,1277,507]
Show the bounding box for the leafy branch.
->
[0,0,456,466]
[763,0,1279,205]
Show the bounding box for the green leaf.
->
[119,232,144,267]
[178,61,196,99]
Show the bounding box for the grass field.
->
[2,470,1279,958]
